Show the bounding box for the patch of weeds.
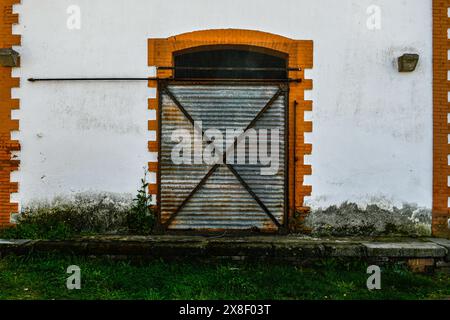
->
[126,174,155,235]
[0,209,80,240]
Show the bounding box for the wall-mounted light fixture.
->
[398,53,419,72]
[0,48,19,67]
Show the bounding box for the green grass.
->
[0,254,449,300]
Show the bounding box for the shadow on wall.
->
[304,202,431,237]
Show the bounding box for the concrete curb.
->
[361,242,447,258]
[427,238,450,260]
[0,236,448,263]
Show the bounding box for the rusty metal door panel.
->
[160,96,211,224]
[160,83,287,231]
[232,101,286,226]
[171,166,275,230]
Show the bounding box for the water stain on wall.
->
[305,202,431,237]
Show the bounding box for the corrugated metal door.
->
[159,82,287,232]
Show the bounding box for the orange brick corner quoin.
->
[0,0,20,227]
[147,29,313,231]
[433,0,450,238]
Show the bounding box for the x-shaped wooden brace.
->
[161,84,285,229]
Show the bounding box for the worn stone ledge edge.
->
[0,237,448,260]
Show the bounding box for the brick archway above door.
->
[147,29,313,231]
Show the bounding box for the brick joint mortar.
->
[433,0,450,238]
[0,0,20,227]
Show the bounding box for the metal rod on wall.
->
[28,77,156,82]
[157,66,302,71]
[28,77,302,83]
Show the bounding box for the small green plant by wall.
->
[126,171,156,235]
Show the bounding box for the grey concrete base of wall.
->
[16,198,435,237]
[304,203,432,237]
[1,236,450,273]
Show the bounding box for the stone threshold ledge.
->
[0,236,449,264]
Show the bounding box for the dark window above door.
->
[173,46,288,80]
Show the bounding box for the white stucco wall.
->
[11,0,433,210]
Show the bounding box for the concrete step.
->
[0,236,448,263]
